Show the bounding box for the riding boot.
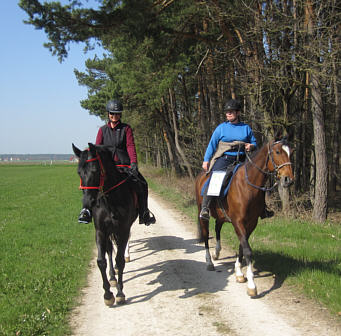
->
[78,208,92,224]
[135,177,156,226]
[200,190,212,221]
[260,204,274,219]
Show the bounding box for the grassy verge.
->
[142,166,341,316]
[0,165,94,336]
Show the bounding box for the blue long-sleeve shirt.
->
[204,122,257,162]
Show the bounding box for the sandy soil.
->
[70,192,340,336]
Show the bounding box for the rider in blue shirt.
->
[203,121,257,163]
[200,99,273,220]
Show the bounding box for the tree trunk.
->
[305,0,328,222]
[278,178,291,215]
[158,102,182,176]
[330,42,341,196]
[311,73,328,222]
[169,88,194,179]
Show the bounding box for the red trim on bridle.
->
[79,153,130,194]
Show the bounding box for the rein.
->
[244,141,292,191]
[79,154,129,194]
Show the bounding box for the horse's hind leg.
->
[235,244,246,283]
[213,219,223,260]
[114,231,130,304]
[199,217,215,271]
[107,238,117,287]
[96,231,115,306]
[124,233,131,262]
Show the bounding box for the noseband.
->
[245,141,292,191]
[79,153,128,194]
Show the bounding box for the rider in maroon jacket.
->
[78,99,156,226]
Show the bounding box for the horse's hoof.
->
[247,287,257,297]
[207,264,215,271]
[236,275,246,283]
[116,295,126,305]
[213,254,219,261]
[110,279,117,287]
[125,256,130,262]
[104,295,115,306]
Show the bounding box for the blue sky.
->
[0,1,105,154]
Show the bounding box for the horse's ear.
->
[274,129,283,142]
[281,135,289,146]
[72,143,81,158]
[88,143,97,155]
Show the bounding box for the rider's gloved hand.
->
[130,162,138,177]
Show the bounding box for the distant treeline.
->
[0,154,73,161]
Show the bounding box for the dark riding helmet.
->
[106,99,123,113]
[224,99,242,112]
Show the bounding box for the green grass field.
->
[0,164,94,336]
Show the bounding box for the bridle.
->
[245,140,292,191]
[79,152,129,194]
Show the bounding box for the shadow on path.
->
[122,235,229,303]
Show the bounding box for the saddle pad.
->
[201,164,241,197]
[207,171,226,196]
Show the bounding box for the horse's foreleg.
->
[213,220,223,260]
[96,231,115,306]
[246,259,257,297]
[238,236,257,296]
[199,217,215,271]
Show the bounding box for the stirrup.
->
[78,208,92,224]
[139,210,156,226]
[200,207,210,221]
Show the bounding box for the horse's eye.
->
[276,150,280,154]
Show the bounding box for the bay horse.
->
[72,143,138,306]
[195,139,294,296]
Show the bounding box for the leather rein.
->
[244,141,292,192]
[79,153,130,195]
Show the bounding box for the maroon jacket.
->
[95,121,137,164]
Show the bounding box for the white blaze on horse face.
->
[282,145,290,158]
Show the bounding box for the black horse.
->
[72,143,138,306]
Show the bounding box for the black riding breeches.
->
[130,172,149,216]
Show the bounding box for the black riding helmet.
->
[106,99,123,113]
[224,99,241,111]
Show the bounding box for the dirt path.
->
[70,192,340,336]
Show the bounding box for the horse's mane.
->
[240,141,272,168]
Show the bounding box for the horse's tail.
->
[194,172,205,243]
